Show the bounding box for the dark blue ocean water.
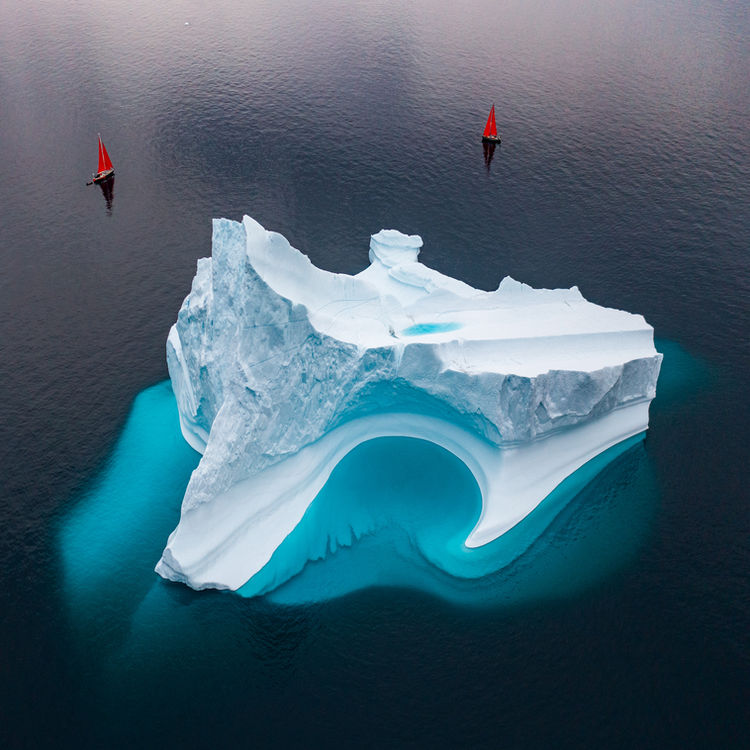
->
[1,0,748,747]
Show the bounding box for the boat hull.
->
[92,169,115,184]
[482,135,501,144]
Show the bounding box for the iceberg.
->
[156,216,662,593]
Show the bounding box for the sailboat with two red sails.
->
[89,134,115,184]
[481,105,501,144]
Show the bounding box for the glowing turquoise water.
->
[59,340,709,618]
[260,431,653,607]
[401,322,463,336]
[59,381,200,619]
[60,339,707,613]
[59,378,657,613]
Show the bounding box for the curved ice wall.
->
[156,216,661,592]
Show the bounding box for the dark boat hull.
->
[92,169,115,184]
[482,135,501,144]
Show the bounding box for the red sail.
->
[482,105,497,138]
[97,135,113,173]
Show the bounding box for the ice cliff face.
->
[156,216,662,593]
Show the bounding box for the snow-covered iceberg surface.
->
[156,216,662,593]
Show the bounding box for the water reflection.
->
[97,175,115,213]
[482,141,496,171]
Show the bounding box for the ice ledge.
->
[369,228,423,267]
[156,215,662,593]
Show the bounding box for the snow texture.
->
[156,216,662,592]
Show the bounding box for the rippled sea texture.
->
[1,0,748,747]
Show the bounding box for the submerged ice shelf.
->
[156,216,662,593]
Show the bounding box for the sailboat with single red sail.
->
[89,134,115,184]
[481,104,501,144]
